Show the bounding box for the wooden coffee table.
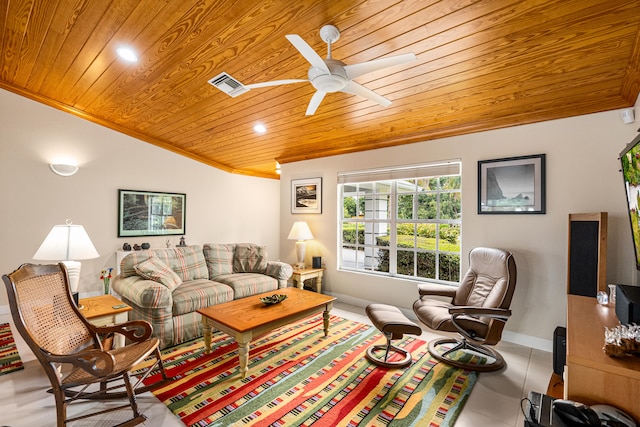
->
[197,287,336,378]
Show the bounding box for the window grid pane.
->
[339,165,461,284]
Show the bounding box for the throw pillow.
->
[203,244,235,278]
[233,243,268,273]
[134,257,183,291]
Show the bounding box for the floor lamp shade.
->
[288,221,313,269]
[33,220,99,293]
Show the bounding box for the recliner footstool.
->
[365,304,422,368]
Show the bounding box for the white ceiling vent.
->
[208,72,249,98]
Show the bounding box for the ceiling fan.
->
[243,25,417,115]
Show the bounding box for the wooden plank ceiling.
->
[1,0,639,179]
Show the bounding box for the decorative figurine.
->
[178,236,186,247]
[133,244,142,251]
[166,238,171,248]
[122,242,131,251]
[141,242,150,249]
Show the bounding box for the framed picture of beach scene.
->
[291,177,322,214]
[478,154,546,214]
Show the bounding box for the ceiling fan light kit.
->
[309,59,347,92]
[209,25,416,115]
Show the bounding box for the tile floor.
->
[0,301,552,426]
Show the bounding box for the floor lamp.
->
[288,221,314,269]
[33,219,99,307]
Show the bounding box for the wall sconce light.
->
[288,221,314,269]
[50,163,79,177]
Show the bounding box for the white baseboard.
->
[326,291,553,353]
[502,330,553,352]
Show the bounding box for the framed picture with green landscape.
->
[478,154,546,214]
[118,189,186,236]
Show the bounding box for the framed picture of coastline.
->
[291,178,322,214]
[478,154,546,214]
[118,189,186,236]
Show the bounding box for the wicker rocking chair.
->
[2,263,170,426]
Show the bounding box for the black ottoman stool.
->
[365,304,422,368]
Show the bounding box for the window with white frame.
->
[338,160,462,283]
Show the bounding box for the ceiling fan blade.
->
[344,53,417,80]
[245,79,308,89]
[286,34,329,73]
[306,90,326,115]
[342,81,391,107]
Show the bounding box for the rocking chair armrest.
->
[449,306,512,321]
[92,320,153,343]
[417,283,457,298]
[49,349,115,377]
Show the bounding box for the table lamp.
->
[33,219,99,305]
[288,221,314,269]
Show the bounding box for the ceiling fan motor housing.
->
[308,59,347,92]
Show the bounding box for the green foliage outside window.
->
[342,223,364,244]
[375,233,460,282]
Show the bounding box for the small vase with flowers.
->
[100,268,114,295]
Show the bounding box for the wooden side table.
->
[291,267,325,293]
[78,294,132,348]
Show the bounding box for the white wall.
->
[280,108,640,350]
[4,84,640,350]
[0,89,281,306]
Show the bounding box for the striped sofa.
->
[112,243,293,349]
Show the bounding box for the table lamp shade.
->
[288,221,313,269]
[33,223,99,261]
[287,221,314,241]
[33,221,99,293]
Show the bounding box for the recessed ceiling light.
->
[116,47,138,62]
[254,123,267,134]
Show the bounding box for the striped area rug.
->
[139,315,478,427]
[0,323,24,376]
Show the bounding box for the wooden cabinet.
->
[566,295,640,421]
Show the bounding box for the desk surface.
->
[566,295,640,422]
[567,295,640,378]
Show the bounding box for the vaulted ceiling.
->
[1,0,639,179]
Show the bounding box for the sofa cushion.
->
[171,279,234,316]
[134,257,183,291]
[233,244,267,273]
[120,245,208,281]
[214,273,278,299]
[203,243,235,278]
